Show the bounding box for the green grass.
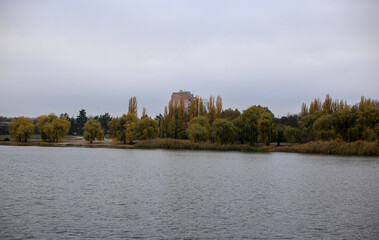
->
[0,134,83,141]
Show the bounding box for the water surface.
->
[0,146,378,239]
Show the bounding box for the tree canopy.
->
[187,116,211,143]
[36,114,70,142]
[8,117,35,142]
[212,118,236,144]
[83,119,104,143]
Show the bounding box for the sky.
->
[1,0,378,118]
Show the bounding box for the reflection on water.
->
[0,146,378,239]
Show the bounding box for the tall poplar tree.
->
[216,95,223,119]
[177,97,188,139]
[207,95,216,123]
[128,96,138,116]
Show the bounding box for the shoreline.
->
[1,138,378,156]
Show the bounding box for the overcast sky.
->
[1,0,378,118]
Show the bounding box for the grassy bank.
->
[1,137,378,156]
[0,134,83,141]
[135,138,272,152]
[274,139,379,156]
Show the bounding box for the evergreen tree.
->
[76,109,88,135]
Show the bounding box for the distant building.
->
[170,90,194,113]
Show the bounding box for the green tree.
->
[83,119,104,143]
[8,117,35,142]
[187,116,211,142]
[235,105,268,145]
[258,111,274,145]
[284,126,300,143]
[212,118,236,144]
[332,108,359,142]
[313,114,336,140]
[108,115,128,143]
[76,109,88,135]
[137,117,158,140]
[95,113,112,134]
[222,108,241,121]
[0,116,10,135]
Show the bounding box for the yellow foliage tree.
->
[216,95,223,119]
[128,96,138,116]
[8,117,35,142]
[83,119,104,143]
[207,95,216,123]
[37,114,70,142]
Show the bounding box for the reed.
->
[135,138,271,152]
[274,139,379,156]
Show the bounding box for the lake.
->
[0,146,378,239]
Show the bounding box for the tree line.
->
[5,94,379,144]
[284,95,379,143]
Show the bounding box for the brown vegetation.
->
[274,139,379,156]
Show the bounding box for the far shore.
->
[1,138,378,156]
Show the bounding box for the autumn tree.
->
[189,96,198,119]
[167,100,176,138]
[137,117,158,140]
[211,118,236,144]
[207,95,216,123]
[141,107,147,119]
[159,106,169,138]
[300,103,309,118]
[309,98,322,114]
[199,98,207,116]
[37,114,70,142]
[8,117,35,142]
[177,97,188,139]
[128,96,138,115]
[83,119,104,143]
[216,96,223,119]
[125,113,139,144]
[187,116,211,142]
[322,94,333,114]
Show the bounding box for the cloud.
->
[1,0,378,117]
